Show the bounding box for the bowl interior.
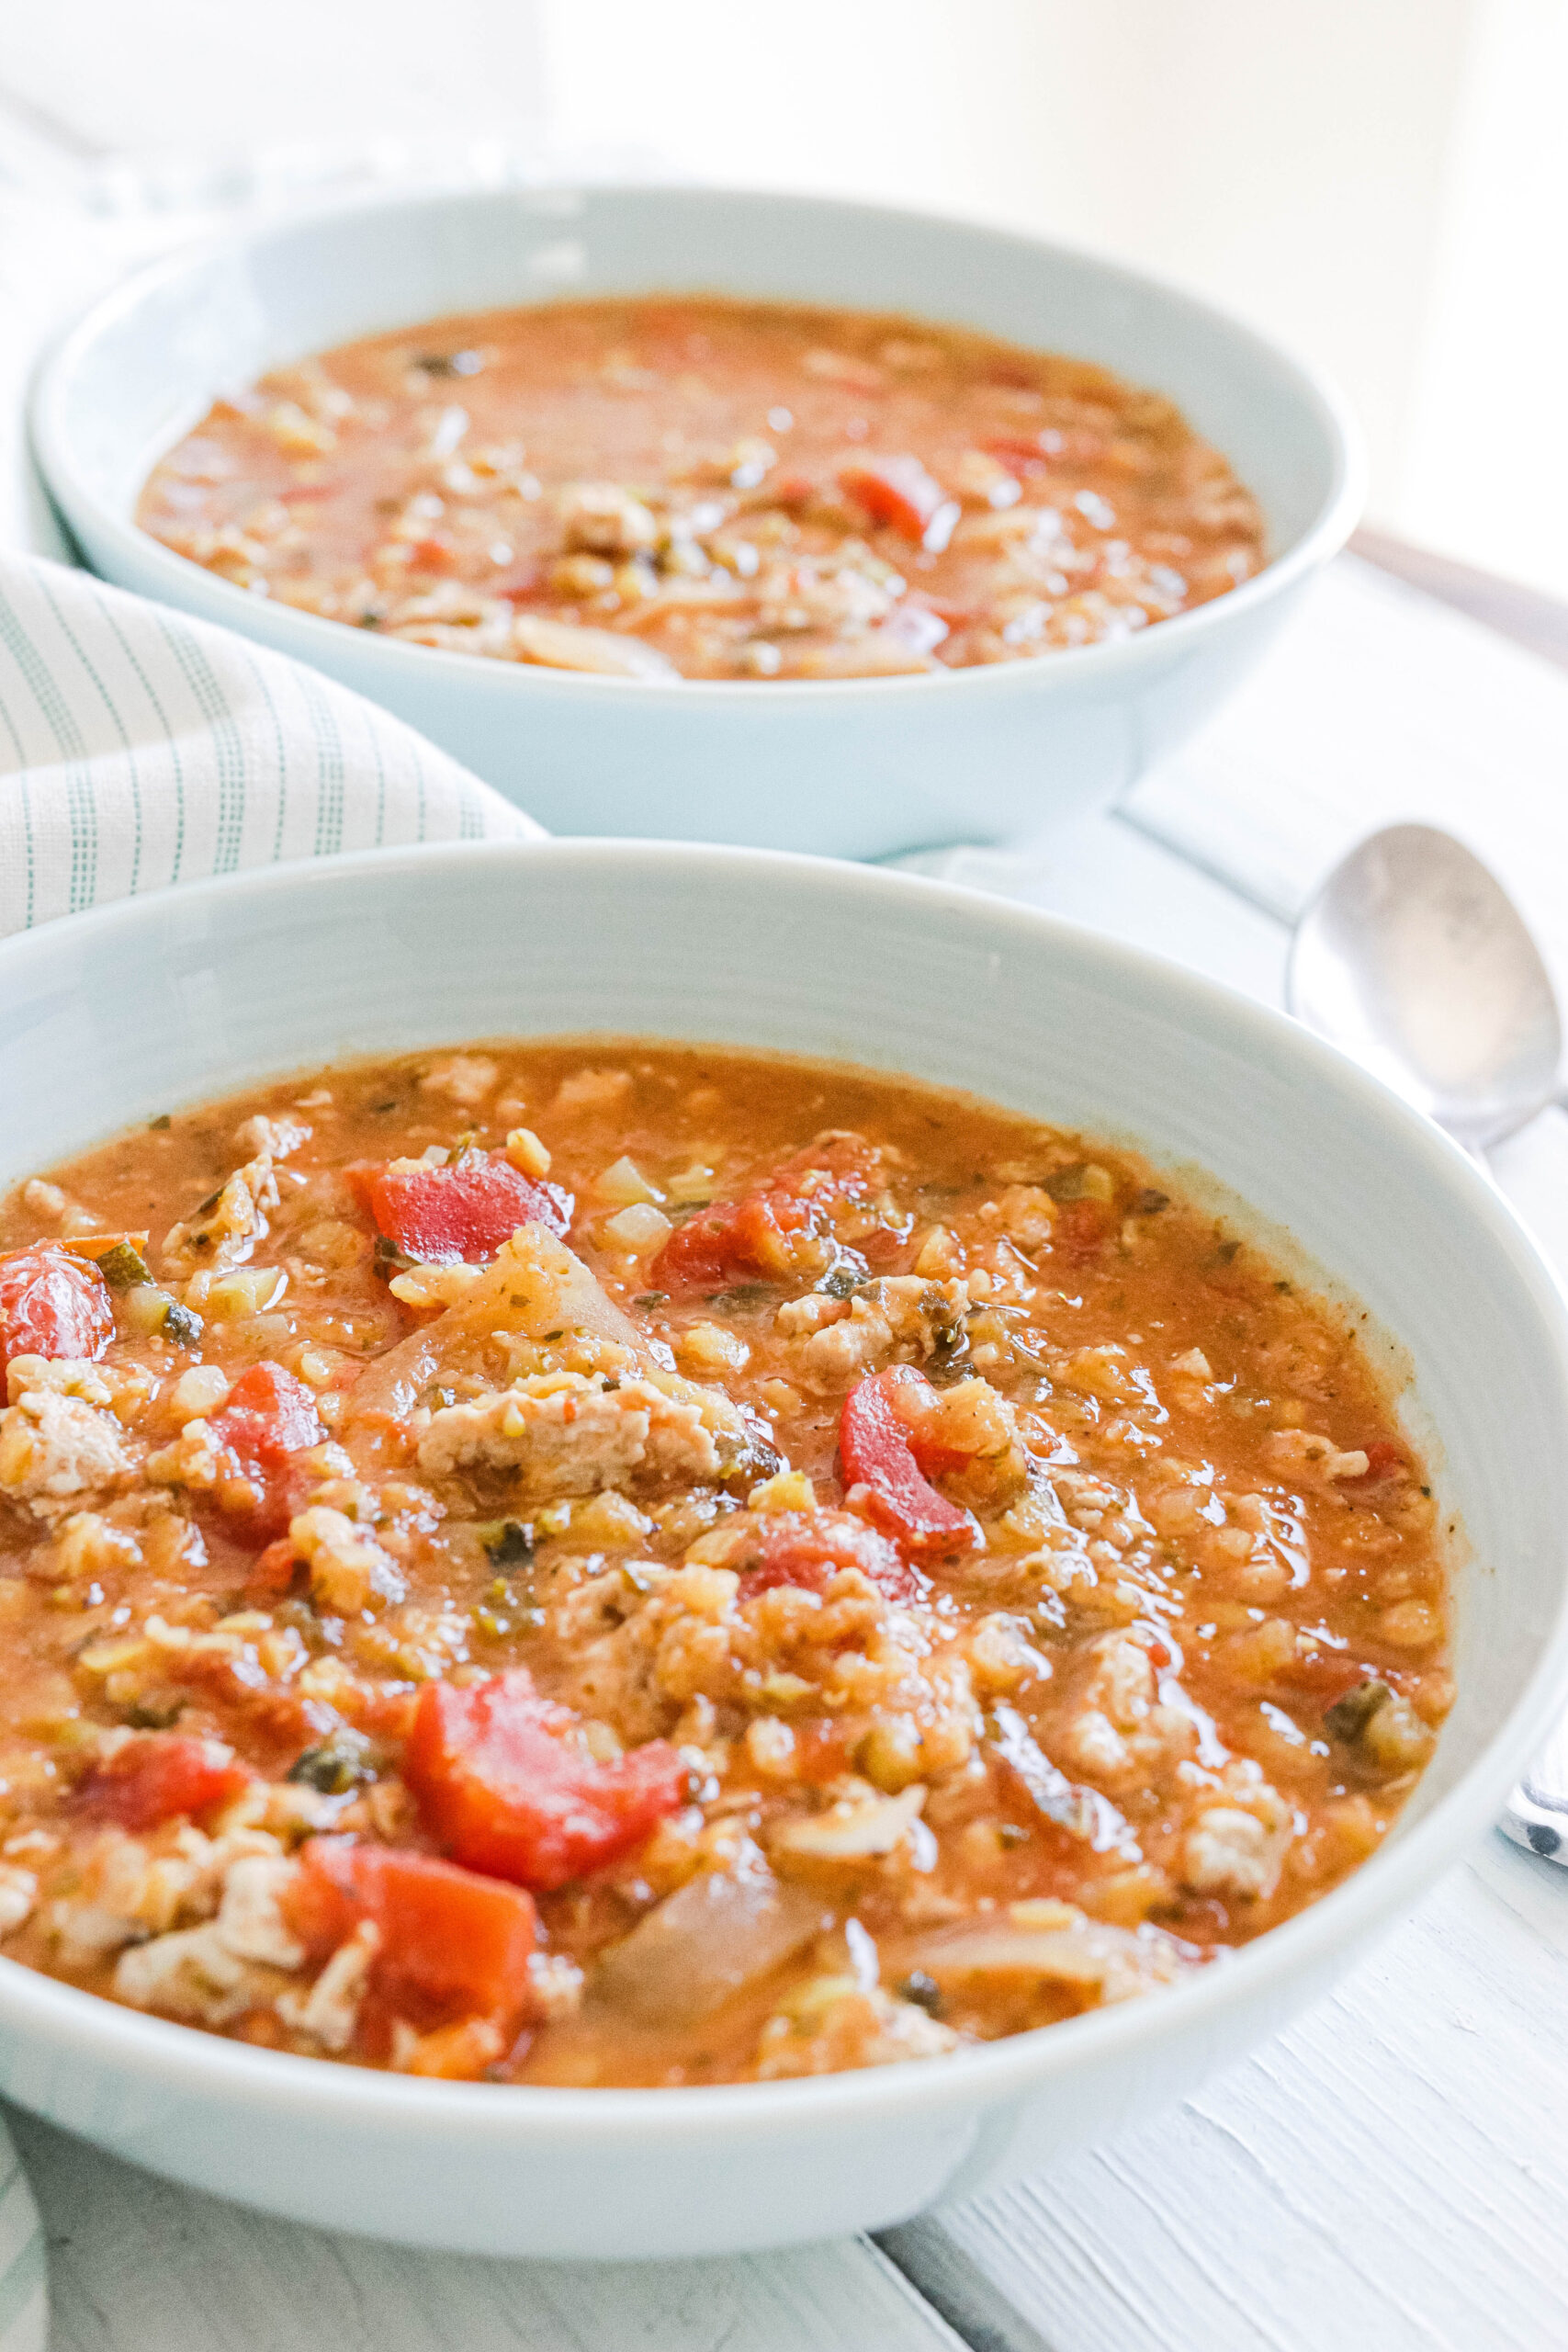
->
[3,838,1565,1846]
[39,183,1347,570]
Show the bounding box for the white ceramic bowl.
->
[31,184,1361,856]
[0,840,1561,2261]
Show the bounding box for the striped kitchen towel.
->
[0,550,538,937]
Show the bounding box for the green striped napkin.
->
[0,552,538,936]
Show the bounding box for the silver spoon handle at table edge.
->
[1501,1711,1568,1862]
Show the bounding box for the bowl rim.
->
[29,176,1366,710]
[0,831,1562,2145]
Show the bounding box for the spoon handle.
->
[1501,1713,1568,1860]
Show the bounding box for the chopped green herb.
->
[634,1291,669,1308]
[288,1727,377,1794]
[898,1971,944,2017]
[706,1282,773,1310]
[126,1699,184,1730]
[195,1187,224,1217]
[416,349,483,378]
[163,1301,204,1347]
[541,1329,565,1343]
[818,1264,860,1300]
[148,1114,172,1132]
[1324,1679,1392,1745]
[483,1519,536,1568]
[374,1233,416,1272]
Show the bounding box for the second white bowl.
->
[32,184,1360,854]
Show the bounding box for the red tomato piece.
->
[0,1244,113,1372]
[768,470,818,506]
[839,454,949,545]
[739,1509,924,1607]
[351,1152,573,1266]
[205,1361,325,1544]
[78,1733,253,1830]
[249,1535,302,1594]
[650,1190,801,1293]
[288,1838,537,2034]
[1350,1439,1405,1484]
[649,1136,877,1295]
[1272,1651,1385,1702]
[405,1670,688,1894]
[840,1367,976,1559]
[1053,1198,1111,1261]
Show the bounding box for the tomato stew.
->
[137,298,1265,682]
[0,1045,1449,2085]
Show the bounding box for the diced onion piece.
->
[909,1904,1201,2005]
[602,1204,671,1253]
[592,1866,829,2026]
[770,1783,927,1862]
[513,616,677,679]
[504,1128,551,1179]
[789,633,942,680]
[596,1157,663,1207]
[202,1267,288,1321]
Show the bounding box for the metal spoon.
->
[1289,822,1568,1860]
[1290,822,1562,1154]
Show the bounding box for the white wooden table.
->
[7,145,1568,2352]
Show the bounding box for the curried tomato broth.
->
[136,296,1266,684]
[0,1043,1449,2086]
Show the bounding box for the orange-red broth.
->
[137,295,1265,682]
[0,1044,1449,2086]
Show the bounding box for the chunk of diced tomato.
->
[78,1733,253,1830]
[288,1837,537,2034]
[739,1509,923,1607]
[649,1135,877,1295]
[405,1670,687,1893]
[351,1152,573,1266]
[1350,1439,1405,1484]
[0,1244,113,1372]
[1272,1650,1386,1703]
[839,455,950,545]
[211,1360,323,1463]
[1052,1198,1111,1261]
[840,1367,976,1559]
[205,1360,325,1543]
[650,1191,801,1293]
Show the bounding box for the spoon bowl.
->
[1288,822,1562,1154]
